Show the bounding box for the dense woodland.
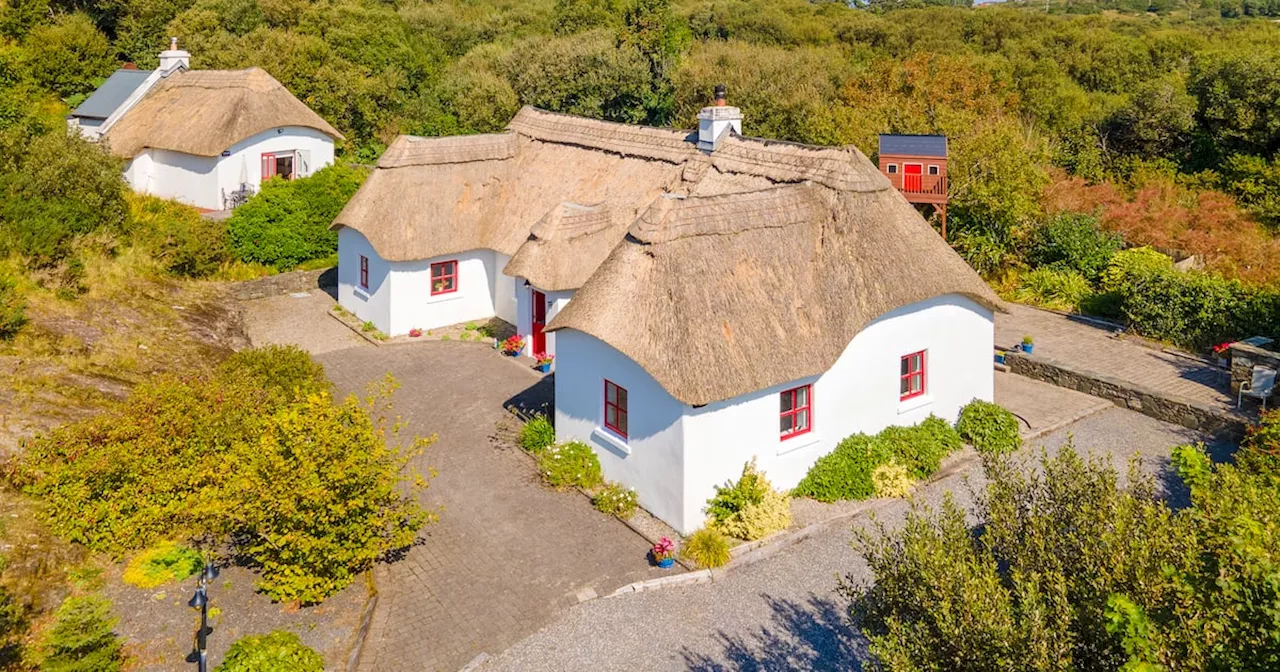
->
[3,0,1280,350]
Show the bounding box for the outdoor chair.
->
[1238,365,1277,411]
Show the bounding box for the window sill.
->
[353,288,370,301]
[592,427,631,456]
[778,433,822,456]
[898,395,934,415]
[425,292,464,305]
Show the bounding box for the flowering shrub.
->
[408,328,423,338]
[537,441,603,491]
[592,482,638,517]
[534,351,554,365]
[705,459,792,541]
[501,335,524,355]
[652,536,676,563]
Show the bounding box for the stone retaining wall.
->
[1228,342,1280,397]
[1006,352,1248,437]
[229,267,336,301]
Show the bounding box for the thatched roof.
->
[502,202,628,291]
[104,68,343,158]
[546,184,1003,406]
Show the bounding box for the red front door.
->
[531,290,546,354]
[903,163,923,192]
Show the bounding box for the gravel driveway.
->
[481,406,1234,672]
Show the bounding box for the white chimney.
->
[696,84,742,152]
[158,37,190,73]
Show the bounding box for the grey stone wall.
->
[1006,352,1248,437]
[1228,342,1280,397]
[229,267,336,301]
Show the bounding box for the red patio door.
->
[903,163,922,192]
[531,289,547,354]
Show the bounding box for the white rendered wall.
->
[124,148,219,209]
[492,253,518,326]
[336,227,391,332]
[514,282,574,360]
[554,293,994,535]
[554,329,689,530]
[387,250,514,336]
[120,126,334,210]
[216,126,335,209]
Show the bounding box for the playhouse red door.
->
[531,290,547,354]
[903,163,923,192]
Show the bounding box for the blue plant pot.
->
[1023,343,1035,354]
[536,363,551,373]
[995,352,1006,365]
[658,558,675,569]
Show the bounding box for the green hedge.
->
[227,164,367,270]
[792,416,961,502]
[957,400,1022,456]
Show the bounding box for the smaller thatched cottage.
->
[69,39,342,210]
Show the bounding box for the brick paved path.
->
[996,304,1233,410]
[314,343,657,672]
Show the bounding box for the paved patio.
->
[996,304,1236,412]
[313,343,658,672]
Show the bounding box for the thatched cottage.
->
[332,96,1001,533]
[68,39,342,211]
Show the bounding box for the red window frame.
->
[604,379,628,439]
[430,260,458,296]
[359,255,369,290]
[779,384,812,440]
[900,350,927,401]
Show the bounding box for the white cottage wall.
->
[492,253,518,326]
[336,227,391,332]
[124,148,219,209]
[554,330,689,531]
[680,294,994,531]
[388,250,500,335]
[216,126,335,209]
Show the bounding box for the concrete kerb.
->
[344,572,380,672]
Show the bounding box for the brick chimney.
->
[696,84,742,152]
[158,37,190,73]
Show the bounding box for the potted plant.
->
[1021,335,1034,355]
[408,328,423,338]
[994,349,1006,365]
[534,352,554,373]
[501,335,525,356]
[652,537,677,569]
[1212,341,1233,368]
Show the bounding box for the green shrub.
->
[20,352,430,604]
[125,193,230,277]
[682,527,732,569]
[1099,247,1175,294]
[705,460,791,541]
[519,415,555,453]
[218,345,330,400]
[1028,212,1123,282]
[877,415,962,479]
[592,481,638,518]
[227,164,367,270]
[538,441,603,491]
[957,399,1023,456]
[122,541,202,589]
[37,594,123,672]
[1014,267,1094,312]
[0,273,26,340]
[792,434,891,502]
[1238,409,1280,475]
[215,631,323,672]
[871,462,915,499]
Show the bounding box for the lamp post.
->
[188,562,219,672]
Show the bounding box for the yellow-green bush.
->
[682,527,732,569]
[215,631,323,672]
[122,541,202,589]
[957,399,1022,456]
[19,347,431,604]
[705,460,791,541]
[1014,267,1094,312]
[519,414,555,453]
[592,482,638,517]
[872,462,916,499]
